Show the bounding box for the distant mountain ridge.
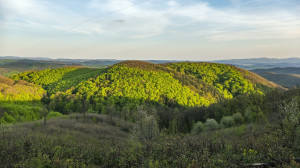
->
[214,57,300,70]
[0,56,182,65]
[251,67,300,88]
[1,56,299,70]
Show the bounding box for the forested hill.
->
[8,61,281,117]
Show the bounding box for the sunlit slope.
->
[11,61,280,115]
[12,67,105,94]
[70,62,215,109]
[165,62,282,98]
[0,76,46,123]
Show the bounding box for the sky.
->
[0,0,299,61]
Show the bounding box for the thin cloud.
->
[0,0,299,61]
[1,0,299,41]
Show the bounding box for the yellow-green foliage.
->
[12,67,78,87]
[53,64,213,114]
[77,64,210,106]
[9,61,274,119]
[12,67,105,94]
[0,76,46,123]
[166,62,261,97]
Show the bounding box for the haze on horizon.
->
[0,0,299,61]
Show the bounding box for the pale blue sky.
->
[0,0,299,60]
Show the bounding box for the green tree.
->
[121,106,130,122]
[41,94,51,126]
[280,98,300,148]
[205,119,219,131]
[220,116,235,128]
[232,113,244,125]
[82,94,90,123]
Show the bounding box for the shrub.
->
[192,121,205,134]
[47,111,63,119]
[205,119,219,131]
[280,98,300,147]
[221,116,235,128]
[232,113,244,125]
[244,106,265,122]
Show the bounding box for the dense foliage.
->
[12,67,105,94]
[9,61,281,128]
[0,76,45,123]
[166,62,264,98]
[0,88,299,168]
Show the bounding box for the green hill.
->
[9,61,281,119]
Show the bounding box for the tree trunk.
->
[44,113,47,126]
[84,111,86,123]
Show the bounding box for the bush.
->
[192,121,205,134]
[232,113,244,125]
[244,108,252,123]
[205,119,219,131]
[221,116,235,128]
[47,111,63,119]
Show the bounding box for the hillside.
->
[1,61,299,167]
[165,62,281,95]
[12,67,105,94]
[0,76,46,123]
[9,61,281,119]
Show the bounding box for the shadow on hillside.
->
[2,86,291,133]
[50,90,265,133]
[45,68,107,94]
[0,100,44,124]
